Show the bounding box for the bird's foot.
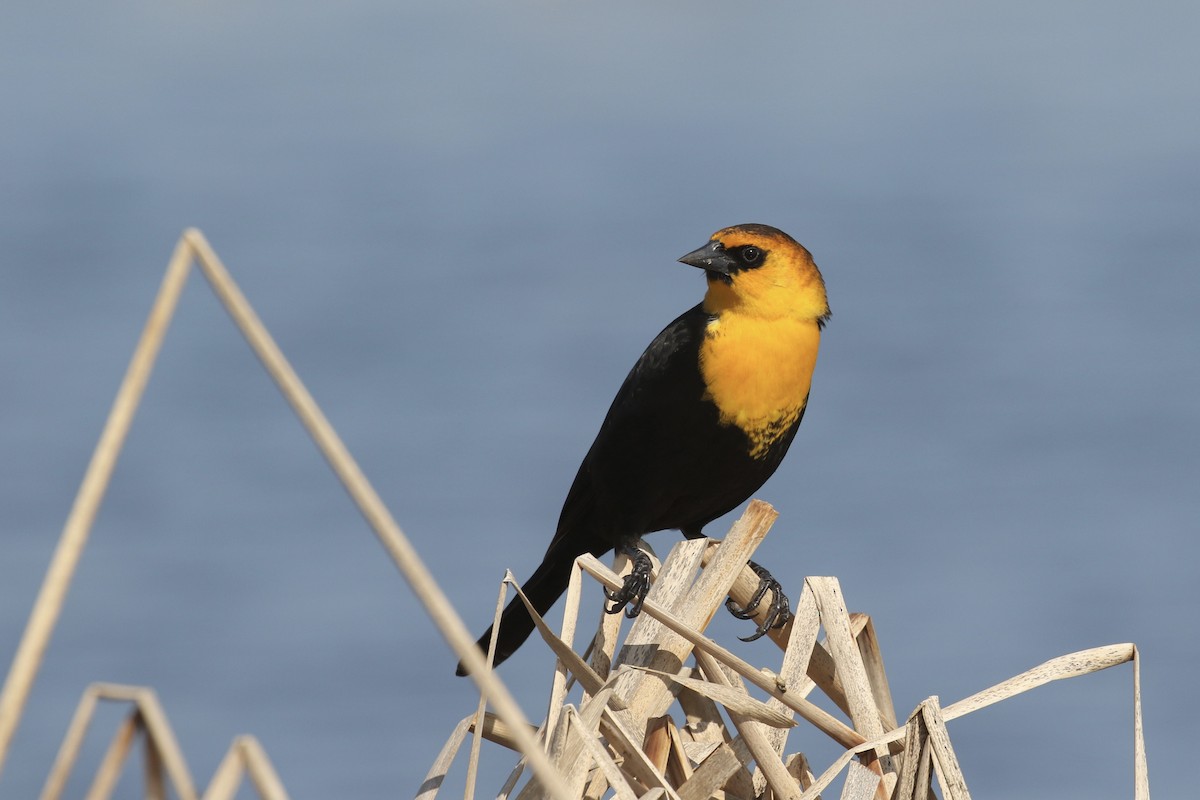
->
[726,560,792,641]
[604,543,653,618]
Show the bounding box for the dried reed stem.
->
[418,717,472,800]
[940,642,1136,720]
[436,513,1151,800]
[40,684,197,800]
[577,555,864,750]
[83,711,138,800]
[182,230,571,800]
[466,577,510,800]
[0,237,195,778]
[229,736,290,800]
[692,648,804,800]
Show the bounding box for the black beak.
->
[678,240,736,275]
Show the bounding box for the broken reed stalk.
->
[40,683,288,800]
[183,232,572,798]
[0,229,572,800]
[466,576,512,800]
[40,684,197,800]
[0,236,195,778]
[436,508,1150,800]
[577,555,864,751]
[205,736,290,800]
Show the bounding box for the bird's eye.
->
[740,246,762,265]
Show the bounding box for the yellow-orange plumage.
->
[700,315,820,457]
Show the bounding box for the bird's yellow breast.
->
[699,314,821,459]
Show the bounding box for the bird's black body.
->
[461,303,804,672]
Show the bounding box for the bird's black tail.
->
[455,543,577,676]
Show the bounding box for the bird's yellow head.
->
[679,224,830,325]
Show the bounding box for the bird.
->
[457,223,830,675]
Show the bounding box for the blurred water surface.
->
[1,2,1197,798]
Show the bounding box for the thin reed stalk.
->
[184,230,573,800]
[0,237,195,777]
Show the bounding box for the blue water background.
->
[1,3,1197,797]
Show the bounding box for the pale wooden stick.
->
[496,759,527,800]
[890,710,925,800]
[676,676,727,748]
[664,716,694,786]
[610,503,793,734]
[917,698,970,800]
[235,736,289,800]
[807,579,891,798]
[799,719,915,799]
[144,718,165,800]
[1133,646,1148,800]
[42,684,199,800]
[703,543,853,718]
[82,711,140,800]
[40,684,104,800]
[759,581,821,771]
[466,712,539,751]
[783,752,816,792]
[940,643,1135,720]
[507,574,608,698]
[801,641,1148,799]
[807,579,886,744]
[944,643,1148,799]
[465,576,510,800]
[597,705,683,800]
[556,711,599,800]
[517,707,570,800]
[693,648,804,800]
[523,685,627,800]
[577,555,864,751]
[548,557,587,725]
[202,739,246,800]
[564,708,639,800]
[0,237,195,777]
[838,761,881,800]
[568,697,620,800]
[676,739,752,800]
[630,666,794,727]
[912,736,934,800]
[131,685,197,799]
[589,550,640,681]
[182,230,570,800]
[801,746,877,800]
[851,614,898,731]
[609,539,708,713]
[582,766,609,800]
[201,736,289,800]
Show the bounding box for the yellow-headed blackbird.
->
[457,224,829,674]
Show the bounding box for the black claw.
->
[604,544,652,618]
[728,560,793,642]
[771,589,792,629]
[725,568,772,619]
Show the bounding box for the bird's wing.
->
[549,305,719,543]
